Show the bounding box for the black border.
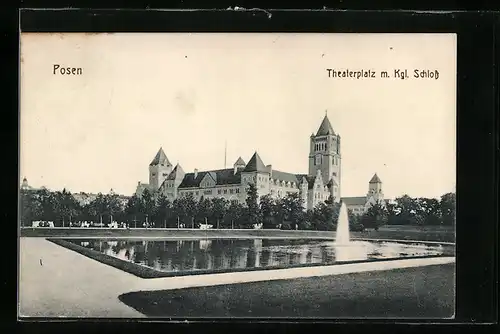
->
[7,7,498,332]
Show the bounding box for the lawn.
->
[20,226,455,243]
[118,263,455,318]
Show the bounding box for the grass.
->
[118,263,455,318]
[22,227,455,243]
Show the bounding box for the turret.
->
[149,147,173,190]
[308,112,341,199]
[233,157,246,174]
[367,173,384,202]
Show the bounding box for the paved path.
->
[19,238,145,318]
[19,237,456,318]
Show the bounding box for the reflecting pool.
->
[66,238,455,274]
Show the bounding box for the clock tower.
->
[308,112,341,201]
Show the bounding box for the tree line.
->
[19,184,455,230]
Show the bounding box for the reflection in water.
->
[69,238,453,274]
[334,241,373,262]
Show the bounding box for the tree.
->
[141,189,155,226]
[19,189,42,226]
[394,195,420,225]
[196,196,213,225]
[440,192,456,226]
[106,193,122,225]
[125,194,144,227]
[300,210,314,230]
[244,183,261,228]
[225,201,244,229]
[348,209,365,232]
[273,197,287,227]
[211,197,228,229]
[154,193,172,228]
[325,194,334,205]
[181,193,197,228]
[259,194,275,229]
[419,197,441,226]
[311,201,339,231]
[171,198,184,228]
[37,188,57,222]
[282,192,304,229]
[385,202,400,225]
[88,193,109,226]
[361,201,387,230]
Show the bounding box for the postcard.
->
[19,32,456,319]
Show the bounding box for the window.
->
[218,189,221,194]
[315,155,321,165]
[196,191,199,196]
[236,189,240,193]
[204,190,212,195]
[152,173,156,176]
[230,189,234,194]
[163,173,168,177]
[224,189,228,194]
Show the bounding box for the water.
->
[335,202,350,245]
[67,238,454,274]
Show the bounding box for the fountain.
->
[335,201,351,245]
[334,201,371,262]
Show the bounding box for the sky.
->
[20,33,456,199]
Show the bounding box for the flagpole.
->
[224,140,227,169]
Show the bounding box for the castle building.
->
[341,173,387,215]
[135,114,387,212]
[21,178,129,208]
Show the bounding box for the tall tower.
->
[308,112,341,201]
[367,173,384,202]
[241,152,271,200]
[149,147,173,190]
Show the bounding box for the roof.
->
[316,115,335,136]
[341,196,367,206]
[306,176,317,190]
[243,152,268,173]
[234,157,246,166]
[150,147,171,166]
[166,164,185,180]
[178,168,242,188]
[271,170,300,184]
[295,174,309,183]
[369,173,382,183]
[327,178,338,188]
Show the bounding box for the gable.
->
[200,172,217,188]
